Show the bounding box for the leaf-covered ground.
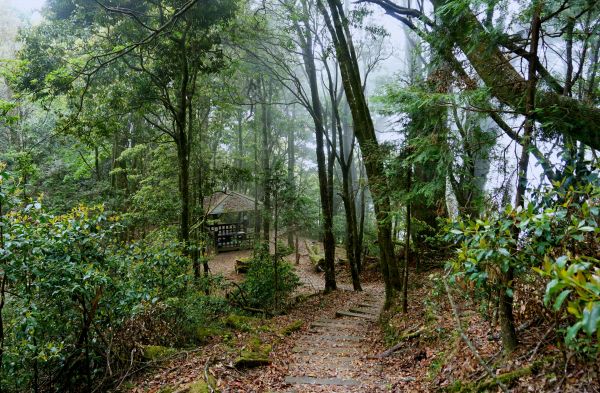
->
[124,246,599,392]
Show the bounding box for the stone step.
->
[293,342,359,349]
[348,307,378,315]
[292,346,360,354]
[315,318,357,326]
[357,303,381,310]
[304,332,365,340]
[336,310,377,321]
[284,376,360,386]
[288,363,354,372]
[291,353,357,362]
[295,335,364,344]
[307,328,362,335]
[310,321,359,329]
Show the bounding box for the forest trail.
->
[281,291,388,392]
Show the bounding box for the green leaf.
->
[565,321,583,343]
[555,255,568,268]
[582,303,600,336]
[498,248,510,257]
[544,279,560,305]
[552,289,571,311]
[578,226,595,232]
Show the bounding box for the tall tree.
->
[318,0,401,302]
[21,0,238,276]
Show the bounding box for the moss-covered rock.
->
[235,257,252,273]
[188,375,218,393]
[224,314,256,332]
[309,253,326,272]
[195,326,222,343]
[280,320,303,336]
[234,338,272,369]
[141,345,177,361]
[234,351,271,368]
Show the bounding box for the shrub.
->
[239,247,300,312]
[447,178,600,352]
[0,168,226,391]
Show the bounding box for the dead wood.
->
[375,327,426,358]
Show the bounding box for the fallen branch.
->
[443,278,509,393]
[241,306,271,316]
[375,327,426,358]
[528,323,556,362]
[204,356,214,393]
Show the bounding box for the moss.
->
[234,337,272,369]
[157,387,174,393]
[280,320,303,336]
[234,350,271,368]
[309,253,326,272]
[195,326,222,343]
[141,345,177,361]
[224,314,257,332]
[427,351,445,380]
[443,357,551,392]
[235,257,253,273]
[188,375,218,393]
[258,324,273,332]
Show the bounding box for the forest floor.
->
[124,242,599,393]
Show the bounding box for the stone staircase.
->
[283,293,386,391]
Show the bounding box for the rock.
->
[195,326,221,343]
[309,253,326,272]
[188,376,218,393]
[233,351,272,368]
[280,320,304,336]
[234,338,272,369]
[169,375,219,393]
[224,314,256,332]
[235,257,252,273]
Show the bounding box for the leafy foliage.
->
[447,176,600,352]
[239,247,300,312]
[0,168,230,391]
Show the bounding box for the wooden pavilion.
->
[204,191,260,252]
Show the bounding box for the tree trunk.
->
[177,137,191,257]
[501,0,543,354]
[261,87,271,243]
[237,110,244,192]
[319,0,398,302]
[342,168,362,291]
[295,7,336,291]
[430,0,600,150]
[498,269,518,352]
[254,108,261,237]
[94,146,100,181]
[356,171,366,273]
[402,165,411,313]
[287,111,296,249]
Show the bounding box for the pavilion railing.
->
[207,223,254,252]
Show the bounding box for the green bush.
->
[276,240,294,257]
[239,247,300,312]
[163,293,233,345]
[447,178,600,352]
[0,167,224,391]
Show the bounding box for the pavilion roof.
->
[203,191,259,215]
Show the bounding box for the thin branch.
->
[443,278,509,393]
